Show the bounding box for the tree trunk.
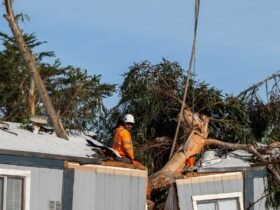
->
[149,109,209,192]
[148,133,206,192]
[149,136,280,193]
[28,78,36,116]
[148,108,280,193]
[4,0,68,140]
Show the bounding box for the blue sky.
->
[0,0,279,107]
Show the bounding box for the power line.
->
[169,0,200,159]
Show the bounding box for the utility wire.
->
[169,0,200,159]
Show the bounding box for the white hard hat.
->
[123,114,135,123]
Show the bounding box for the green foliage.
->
[240,76,280,144]
[19,119,33,131]
[266,172,280,209]
[110,59,278,174]
[0,32,41,121]
[207,96,253,144]
[118,59,185,138]
[0,32,116,131]
[111,59,279,208]
[46,65,116,131]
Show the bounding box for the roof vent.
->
[30,115,48,134]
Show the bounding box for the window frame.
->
[0,169,31,210]
[192,192,244,210]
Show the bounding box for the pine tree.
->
[0,32,116,131]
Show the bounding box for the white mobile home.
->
[0,123,147,210]
[175,150,273,210]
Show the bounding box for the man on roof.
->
[112,114,140,166]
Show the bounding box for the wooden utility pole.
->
[4,0,68,140]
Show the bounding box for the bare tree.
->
[3,0,68,139]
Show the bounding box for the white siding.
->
[70,164,147,210]
[176,172,244,210]
[0,164,63,210]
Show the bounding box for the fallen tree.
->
[148,108,280,193]
[4,0,68,139]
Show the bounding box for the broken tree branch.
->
[206,138,280,185]
[237,73,280,98]
[149,108,280,193]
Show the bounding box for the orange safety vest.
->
[112,126,134,161]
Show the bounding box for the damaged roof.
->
[197,149,254,173]
[0,122,99,162]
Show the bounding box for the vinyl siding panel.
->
[0,162,147,210]
[176,172,244,210]
[0,164,63,210]
[244,169,273,210]
[71,170,96,210]
[70,164,147,210]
